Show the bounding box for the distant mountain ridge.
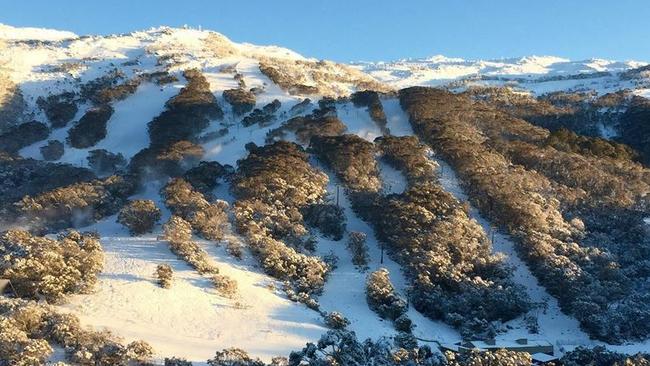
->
[354,54,650,97]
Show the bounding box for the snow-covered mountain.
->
[354,55,650,97]
[2,23,650,365]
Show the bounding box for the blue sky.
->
[2,0,649,62]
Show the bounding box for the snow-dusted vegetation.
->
[2,22,650,365]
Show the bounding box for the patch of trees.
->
[162,178,229,241]
[258,58,390,97]
[259,62,319,95]
[465,86,603,137]
[89,76,142,105]
[145,70,179,85]
[232,141,332,299]
[162,216,220,275]
[40,140,64,161]
[311,132,528,337]
[183,161,230,196]
[445,349,531,366]
[0,298,154,365]
[375,135,436,184]
[266,114,347,145]
[545,127,638,161]
[223,88,256,115]
[620,96,650,164]
[15,174,136,232]
[374,182,530,338]
[310,134,381,193]
[399,86,650,342]
[37,92,78,128]
[0,120,49,153]
[148,69,222,149]
[67,105,114,148]
[288,329,442,366]
[0,230,103,303]
[561,346,650,366]
[78,68,143,106]
[0,154,95,217]
[129,140,204,179]
[351,90,389,135]
[79,68,127,104]
[496,138,649,210]
[242,99,281,127]
[117,199,162,235]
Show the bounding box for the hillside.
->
[0,23,650,366]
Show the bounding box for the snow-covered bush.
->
[302,203,346,240]
[445,348,531,366]
[155,264,173,289]
[222,88,256,115]
[37,92,77,128]
[162,216,220,275]
[117,199,162,235]
[163,215,193,243]
[324,312,350,330]
[207,348,264,366]
[394,314,414,334]
[365,269,407,322]
[0,230,104,303]
[226,240,244,260]
[164,357,193,366]
[211,274,238,299]
[87,149,127,175]
[347,231,369,271]
[40,140,64,161]
[67,105,114,148]
[125,339,154,364]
